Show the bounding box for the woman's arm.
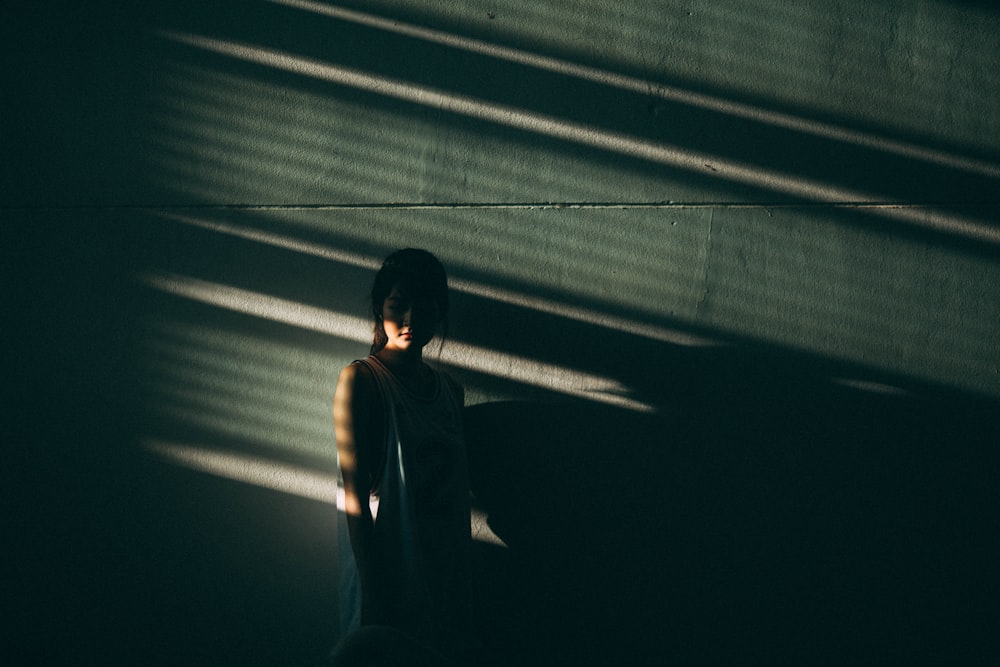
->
[333,362,387,623]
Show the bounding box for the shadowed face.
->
[380,285,442,352]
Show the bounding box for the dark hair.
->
[370,248,450,354]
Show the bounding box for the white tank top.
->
[337,355,474,652]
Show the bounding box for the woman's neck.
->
[376,348,436,395]
[375,347,423,371]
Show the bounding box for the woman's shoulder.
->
[337,358,379,400]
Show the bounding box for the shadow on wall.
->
[6,217,999,666]
[8,211,999,666]
[464,380,999,666]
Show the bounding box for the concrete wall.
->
[6,1,999,664]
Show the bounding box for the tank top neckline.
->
[366,354,441,402]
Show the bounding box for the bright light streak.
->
[268,0,1000,180]
[142,270,372,341]
[143,439,507,547]
[155,210,721,347]
[830,377,912,397]
[161,32,1000,246]
[146,438,339,503]
[448,276,719,348]
[140,270,658,412]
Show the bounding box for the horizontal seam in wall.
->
[3,201,997,212]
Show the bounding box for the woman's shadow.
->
[463,383,999,666]
[465,399,725,665]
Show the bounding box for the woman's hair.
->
[370,248,450,355]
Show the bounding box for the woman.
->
[332,249,478,665]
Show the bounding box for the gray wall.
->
[6,1,999,664]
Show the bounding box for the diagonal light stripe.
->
[143,439,507,547]
[139,270,658,412]
[146,438,340,503]
[268,0,1000,180]
[161,32,1000,246]
[141,270,372,341]
[155,210,721,347]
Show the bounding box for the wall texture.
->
[6,1,999,665]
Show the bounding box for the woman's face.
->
[380,285,442,353]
